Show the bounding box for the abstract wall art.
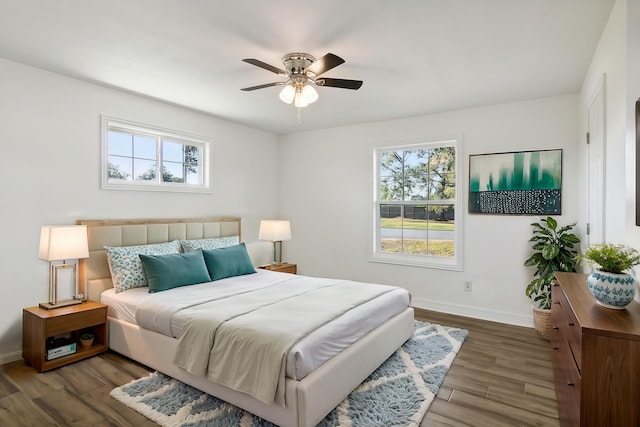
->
[469,149,562,215]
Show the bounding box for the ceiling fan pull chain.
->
[297,107,302,125]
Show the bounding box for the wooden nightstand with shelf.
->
[259,262,297,274]
[22,301,108,372]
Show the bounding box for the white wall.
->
[579,0,627,247]
[279,94,580,326]
[0,58,279,362]
[579,0,640,272]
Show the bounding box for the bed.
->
[78,217,414,427]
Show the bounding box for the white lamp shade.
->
[39,225,89,261]
[279,85,296,104]
[301,84,319,104]
[294,90,309,108]
[259,220,291,242]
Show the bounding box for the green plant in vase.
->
[577,243,640,309]
[79,332,95,348]
[524,217,580,310]
[577,243,640,274]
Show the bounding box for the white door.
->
[587,75,606,246]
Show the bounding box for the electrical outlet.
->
[464,281,472,292]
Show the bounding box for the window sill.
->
[369,253,462,271]
[101,182,212,194]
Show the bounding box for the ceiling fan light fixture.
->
[301,84,319,104]
[279,84,295,104]
[294,88,309,108]
[241,52,362,112]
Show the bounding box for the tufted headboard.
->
[77,217,241,301]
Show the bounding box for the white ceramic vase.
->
[587,269,636,309]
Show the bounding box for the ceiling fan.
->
[241,52,363,108]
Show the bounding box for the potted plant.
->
[79,332,94,348]
[524,217,580,339]
[577,243,640,309]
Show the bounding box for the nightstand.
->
[259,262,297,274]
[22,301,108,372]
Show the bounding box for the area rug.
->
[110,321,468,427]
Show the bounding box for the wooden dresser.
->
[552,272,640,426]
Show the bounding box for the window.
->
[101,116,210,192]
[372,138,462,270]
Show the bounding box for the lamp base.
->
[39,299,82,310]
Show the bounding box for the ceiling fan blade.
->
[306,53,345,77]
[240,82,286,91]
[242,58,287,76]
[316,78,363,90]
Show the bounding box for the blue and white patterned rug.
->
[110,321,468,427]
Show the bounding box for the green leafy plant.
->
[524,217,580,309]
[577,243,640,274]
[80,332,94,341]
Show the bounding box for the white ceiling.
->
[0,0,614,135]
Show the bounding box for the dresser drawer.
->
[551,336,581,427]
[44,307,106,337]
[551,282,569,348]
[551,282,582,427]
[552,282,582,372]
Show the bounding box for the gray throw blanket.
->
[173,276,395,405]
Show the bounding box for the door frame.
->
[586,73,607,246]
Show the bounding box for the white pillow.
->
[105,240,181,293]
[180,236,239,252]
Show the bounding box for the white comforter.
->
[173,275,397,405]
[102,270,411,404]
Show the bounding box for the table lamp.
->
[38,225,89,309]
[259,220,291,264]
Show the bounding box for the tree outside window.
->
[373,140,461,270]
[102,117,210,193]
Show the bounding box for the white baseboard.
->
[0,350,23,366]
[412,297,533,328]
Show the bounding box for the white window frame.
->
[101,116,211,193]
[370,137,463,271]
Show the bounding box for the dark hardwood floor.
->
[0,310,558,426]
[415,309,559,427]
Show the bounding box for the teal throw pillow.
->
[202,243,256,281]
[140,250,212,293]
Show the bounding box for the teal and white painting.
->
[469,149,562,214]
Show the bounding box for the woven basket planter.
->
[532,305,552,340]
